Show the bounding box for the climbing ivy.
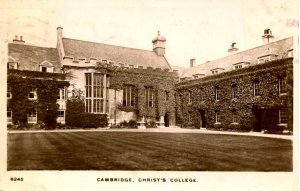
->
[95,62,178,120]
[176,58,293,132]
[7,70,69,128]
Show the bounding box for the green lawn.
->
[7,131,292,171]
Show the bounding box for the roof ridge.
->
[8,42,57,50]
[192,36,293,68]
[62,37,155,53]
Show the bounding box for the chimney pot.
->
[262,29,274,44]
[20,36,23,41]
[228,42,238,55]
[190,58,196,68]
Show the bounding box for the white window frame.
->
[279,108,288,124]
[7,85,12,99]
[215,87,220,101]
[165,91,169,101]
[85,73,108,114]
[123,85,135,107]
[27,108,37,124]
[232,111,238,123]
[57,88,66,100]
[7,108,12,123]
[188,91,192,103]
[28,88,37,100]
[145,87,154,107]
[232,86,238,99]
[188,111,192,122]
[253,81,259,97]
[215,111,221,124]
[57,110,65,124]
[279,77,287,95]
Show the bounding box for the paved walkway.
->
[7,127,293,140]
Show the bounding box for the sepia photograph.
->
[0,0,298,190]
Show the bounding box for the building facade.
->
[174,30,293,133]
[56,28,177,127]
[6,28,294,132]
[7,36,69,126]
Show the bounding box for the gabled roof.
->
[8,43,61,72]
[175,37,293,78]
[62,38,171,70]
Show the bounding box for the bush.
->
[226,123,240,131]
[118,120,138,129]
[83,113,108,128]
[119,120,128,128]
[110,124,121,129]
[65,99,85,127]
[128,120,138,129]
[145,120,157,128]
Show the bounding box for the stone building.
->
[174,29,293,133]
[7,36,69,126]
[56,28,177,127]
[6,28,294,133]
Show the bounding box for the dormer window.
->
[193,74,204,79]
[288,49,293,58]
[39,61,54,73]
[129,65,134,69]
[7,62,18,70]
[212,70,218,75]
[211,68,224,75]
[233,63,242,70]
[257,56,270,64]
[257,48,278,64]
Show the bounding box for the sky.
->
[0,0,298,67]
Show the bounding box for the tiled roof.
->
[8,43,61,72]
[62,38,171,70]
[175,37,293,79]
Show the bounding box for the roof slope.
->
[175,37,293,78]
[8,43,61,72]
[62,38,171,70]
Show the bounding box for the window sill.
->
[279,93,287,96]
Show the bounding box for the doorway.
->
[164,113,169,127]
[196,109,206,129]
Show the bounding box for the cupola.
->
[152,31,166,56]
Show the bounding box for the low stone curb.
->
[7,127,292,140]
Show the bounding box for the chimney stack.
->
[12,35,25,44]
[228,42,238,55]
[57,27,63,39]
[262,29,274,44]
[190,58,196,68]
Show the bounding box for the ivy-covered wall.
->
[176,58,293,132]
[95,64,178,125]
[7,69,69,127]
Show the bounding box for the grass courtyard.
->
[7,131,292,171]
